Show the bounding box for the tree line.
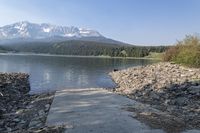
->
[1,40,167,57]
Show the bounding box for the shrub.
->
[163,35,200,67]
[162,45,180,61]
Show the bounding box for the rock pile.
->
[0,73,30,115]
[110,62,200,129]
[0,73,64,133]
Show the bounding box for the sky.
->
[0,0,200,45]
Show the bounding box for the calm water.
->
[0,54,157,93]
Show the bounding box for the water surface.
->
[0,54,157,93]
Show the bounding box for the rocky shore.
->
[110,62,200,132]
[0,73,64,133]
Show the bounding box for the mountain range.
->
[0,21,167,57]
[0,21,124,45]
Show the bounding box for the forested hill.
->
[0,45,12,53]
[1,40,167,57]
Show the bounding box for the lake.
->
[0,54,157,93]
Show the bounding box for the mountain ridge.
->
[0,21,102,39]
[0,21,126,45]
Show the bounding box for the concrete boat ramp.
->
[46,88,199,133]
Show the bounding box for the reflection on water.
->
[0,54,157,93]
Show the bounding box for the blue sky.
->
[0,0,200,45]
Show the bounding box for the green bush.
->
[163,35,200,67]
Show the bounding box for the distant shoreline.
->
[0,52,161,60]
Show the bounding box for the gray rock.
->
[19,120,26,124]
[175,97,189,106]
[6,127,12,132]
[29,120,40,127]
[45,104,50,111]
[0,73,55,132]
[38,110,45,116]
[13,118,20,122]
[188,85,200,94]
[150,92,160,100]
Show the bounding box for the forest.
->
[1,40,167,57]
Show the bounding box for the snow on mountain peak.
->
[0,21,103,40]
[43,27,51,33]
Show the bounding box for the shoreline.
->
[0,73,64,132]
[0,52,161,60]
[1,63,200,132]
[110,62,200,132]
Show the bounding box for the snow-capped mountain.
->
[0,21,102,40]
